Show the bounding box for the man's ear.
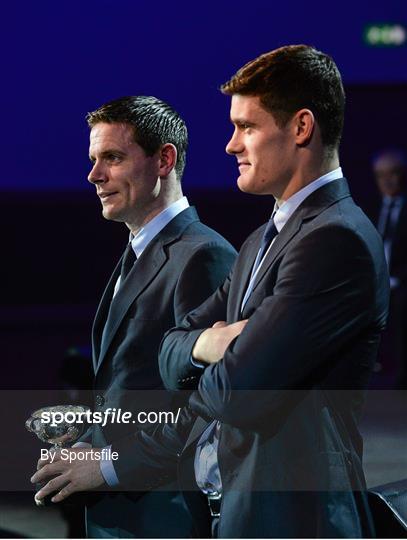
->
[158,143,177,177]
[293,109,315,146]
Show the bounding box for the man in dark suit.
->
[34,48,389,537]
[368,149,407,386]
[32,95,236,537]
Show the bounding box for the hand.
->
[192,319,248,364]
[31,447,105,503]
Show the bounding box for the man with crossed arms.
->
[33,47,389,538]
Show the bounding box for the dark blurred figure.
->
[58,346,93,539]
[59,346,93,404]
[369,149,407,387]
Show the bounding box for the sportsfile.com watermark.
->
[41,407,182,428]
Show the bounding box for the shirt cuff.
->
[100,445,120,487]
[190,355,206,369]
[72,442,92,448]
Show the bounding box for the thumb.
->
[212,320,227,328]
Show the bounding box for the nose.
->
[225,128,243,155]
[87,160,106,185]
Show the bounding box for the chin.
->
[237,175,253,194]
[102,206,122,222]
[237,175,265,195]
[102,207,113,220]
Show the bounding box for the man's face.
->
[226,95,294,197]
[373,154,405,198]
[88,122,160,229]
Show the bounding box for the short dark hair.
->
[86,96,188,179]
[221,45,345,152]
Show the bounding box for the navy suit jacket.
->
[87,206,236,537]
[113,181,389,537]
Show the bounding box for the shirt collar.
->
[129,196,189,258]
[274,167,343,232]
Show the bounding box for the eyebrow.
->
[89,149,126,161]
[231,118,256,127]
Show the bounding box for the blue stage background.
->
[1,0,405,191]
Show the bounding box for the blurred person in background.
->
[370,149,407,387]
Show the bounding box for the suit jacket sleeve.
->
[111,404,196,489]
[159,256,234,391]
[188,225,389,430]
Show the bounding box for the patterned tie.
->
[251,215,279,276]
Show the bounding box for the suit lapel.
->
[183,416,210,452]
[93,206,200,375]
[95,244,168,376]
[238,178,352,309]
[230,234,261,321]
[248,213,303,296]
[229,217,303,318]
[91,259,122,372]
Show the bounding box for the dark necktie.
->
[100,243,137,353]
[252,215,279,276]
[119,242,137,284]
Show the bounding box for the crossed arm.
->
[31,318,247,502]
[161,225,384,429]
[31,225,384,501]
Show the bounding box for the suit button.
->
[95,394,105,407]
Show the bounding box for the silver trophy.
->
[26,404,90,505]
